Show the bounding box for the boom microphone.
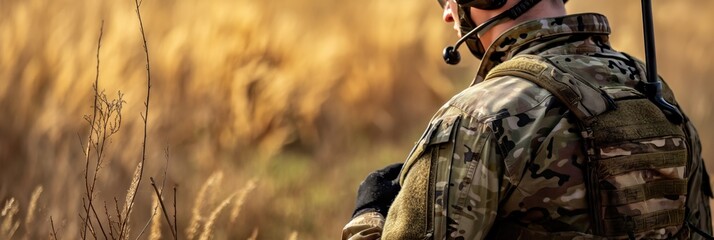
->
[442,0,542,65]
[442,16,504,65]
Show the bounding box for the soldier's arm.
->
[342,212,384,240]
[381,110,504,239]
[342,163,402,240]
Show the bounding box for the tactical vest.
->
[484,54,691,239]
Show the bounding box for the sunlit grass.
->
[1,0,713,238]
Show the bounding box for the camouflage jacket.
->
[342,13,712,240]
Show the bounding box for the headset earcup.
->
[456,0,507,10]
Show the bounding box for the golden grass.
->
[149,195,162,240]
[247,228,259,240]
[25,186,42,229]
[288,231,299,240]
[121,161,143,233]
[186,175,260,240]
[1,0,713,239]
[198,193,235,240]
[1,198,19,239]
[229,179,257,223]
[187,171,223,240]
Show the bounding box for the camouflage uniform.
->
[342,13,712,240]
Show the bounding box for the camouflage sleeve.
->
[431,114,503,240]
[381,107,504,240]
[341,211,385,240]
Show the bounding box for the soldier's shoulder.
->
[446,75,554,123]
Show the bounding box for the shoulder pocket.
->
[399,116,460,185]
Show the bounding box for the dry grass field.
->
[0,0,712,239]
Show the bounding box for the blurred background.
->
[0,0,712,239]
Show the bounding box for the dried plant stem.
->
[80,198,98,239]
[50,216,58,240]
[82,20,108,240]
[137,148,170,240]
[89,195,107,239]
[150,177,177,239]
[114,197,122,228]
[135,204,158,240]
[120,0,152,238]
[104,202,116,239]
[78,17,126,240]
[173,185,177,239]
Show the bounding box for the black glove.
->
[352,163,403,218]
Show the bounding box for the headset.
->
[441,0,543,64]
[440,0,568,65]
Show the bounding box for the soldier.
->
[343,0,713,239]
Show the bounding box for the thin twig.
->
[134,200,157,240]
[173,185,178,240]
[120,0,152,237]
[50,216,59,240]
[135,146,170,240]
[77,133,85,152]
[78,213,86,238]
[165,146,178,240]
[114,197,122,226]
[82,20,105,240]
[103,201,115,239]
[90,201,108,240]
[151,177,177,239]
[81,198,98,240]
[162,146,169,192]
[134,205,157,240]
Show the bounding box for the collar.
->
[471,13,611,85]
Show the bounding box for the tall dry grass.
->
[0,0,713,239]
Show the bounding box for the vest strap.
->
[602,209,685,237]
[597,150,687,177]
[601,179,688,206]
[486,55,614,125]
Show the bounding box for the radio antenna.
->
[641,0,683,124]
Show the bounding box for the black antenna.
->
[641,0,683,124]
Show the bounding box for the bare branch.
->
[83,20,103,181]
[114,197,122,226]
[173,185,178,240]
[77,133,85,152]
[103,201,116,239]
[136,145,171,240]
[50,216,59,240]
[90,201,108,239]
[134,206,157,240]
[82,20,109,240]
[151,177,177,239]
[121,0,152,237]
